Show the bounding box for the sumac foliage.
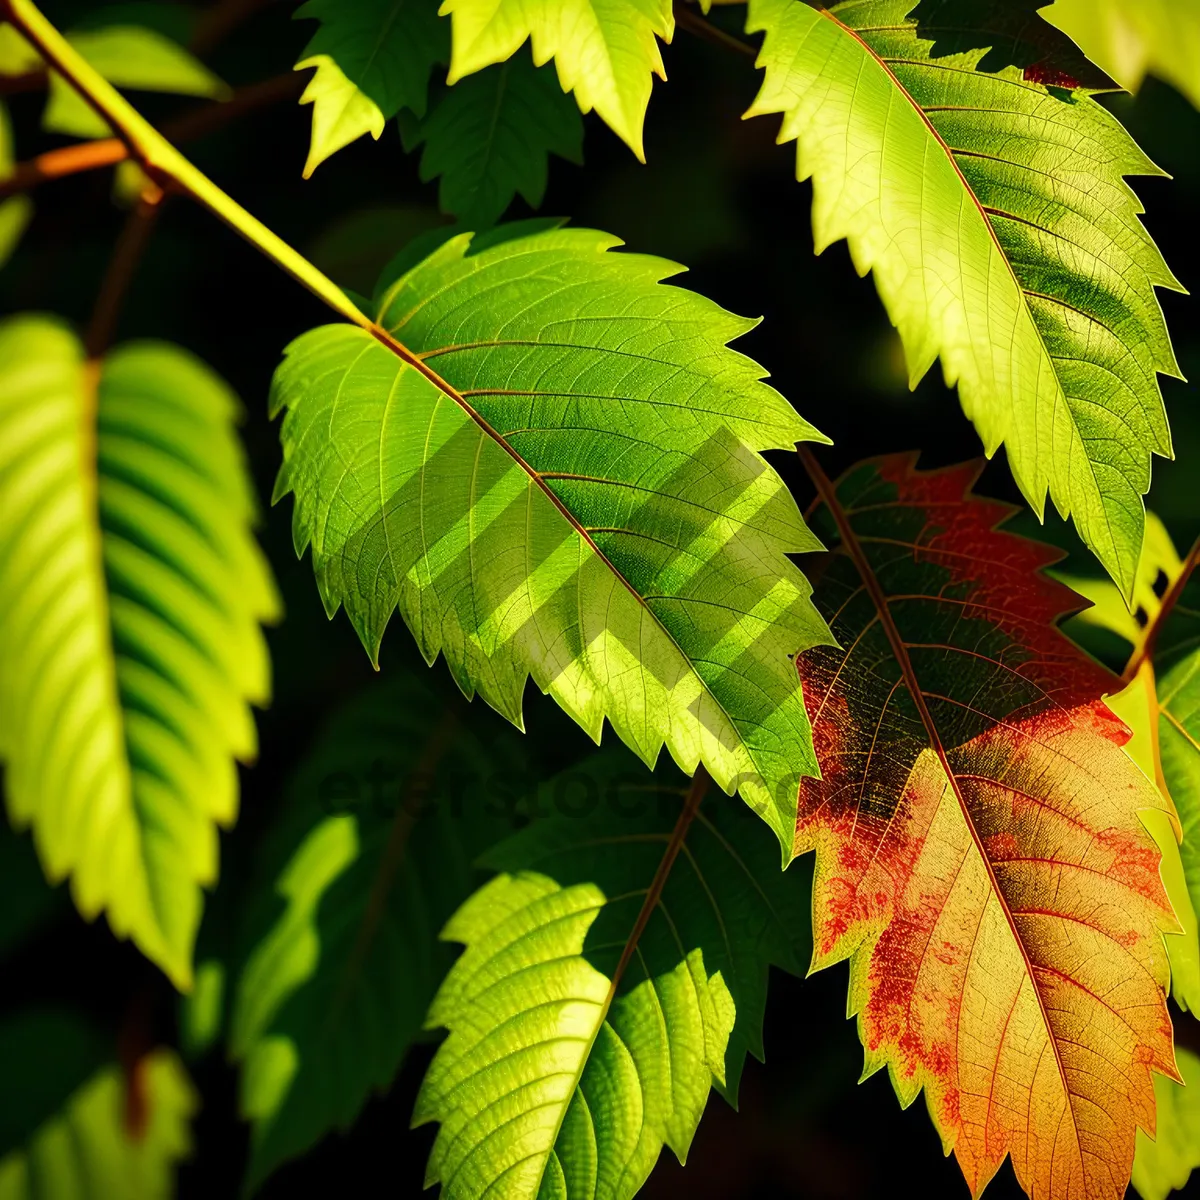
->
[0,1,1197,1199]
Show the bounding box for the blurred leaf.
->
[0,319,280,989]
[416,753,810,1200]
[179,959,225,1061]
[295,0,448,176]
[1047,0,1200,110]
[439,0,673,160]
[0,99,31,270]
[0,1036,195,1199]
[270,224,831,856]
[229,676,527,1190]
[401,48,582,228]
[0,22,40,73]
[1133,1047,1200,1200]
[746,0,1182,597]
[43,25,229,139]
[0,1012,109,1159]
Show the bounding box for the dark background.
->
[2,1,1198,1196]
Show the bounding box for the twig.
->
[0,71,303,200]
[674,2,758,59]
[84,182,165,360]
[1121,539,1200,685]
[1,0,362,330]
[189,0,279,55]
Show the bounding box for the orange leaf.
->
[796,452,1178,1200]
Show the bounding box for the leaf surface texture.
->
[416,754,809,1199]
[270,225,831,851]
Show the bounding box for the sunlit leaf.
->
[794,451,1177,1200]
[439,0,674,160]
[746,0,1182,597]
[294,0,449,175]
[1057,519,1200,1016]
[270,224,831,853]
[0,318,280,989]
[416,754,809,1200]
[1047,0,1200,110]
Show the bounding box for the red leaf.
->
[796,452,1177,1200]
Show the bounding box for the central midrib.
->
[530,768,710,1194]
[364,319,748,759]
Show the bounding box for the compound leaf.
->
[415,753,809,1200]
[746,0,1182,597]
[0,318,279,989]
[794,451,1177,1200]
[269,224,831,854]
[438,0,674,160]
[402,47,583,228]
[295,0,449,175]
[229,675,526,1190]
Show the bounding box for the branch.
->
[85,184,165,359]
[0,72,303,200]
[673,2,758,59]
[0,0,365,329]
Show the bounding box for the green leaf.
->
[229,675,526,1190]
[0,318,280,989]
[0,21,40,74]
[745,0,1182,597]
[1133,1047,1200,1200]
[0,98,31,269]
[416,753,809,1199]
[402,48,583,228]
[1047,0,1200,110]
[0,1012,109,1159]
[439,0,674,161]
[295,0,449,176]
[269,225,831,854]
[44,25,229,139]
[0,1032,195,1199]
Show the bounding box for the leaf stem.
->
[0,0,368,330]
[1121,538,1200,685]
